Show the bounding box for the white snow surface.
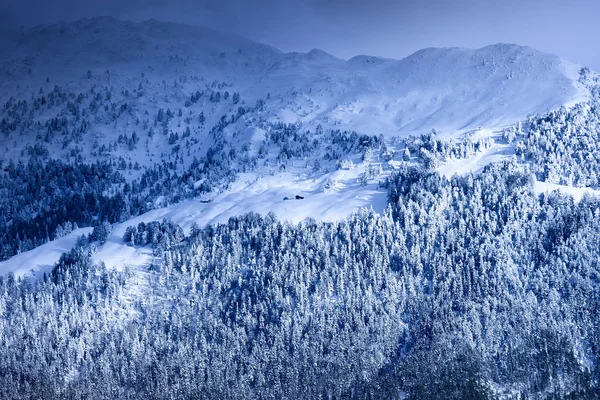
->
[533,181,600,202]
[0,228,92,280]
[0,168,388,279]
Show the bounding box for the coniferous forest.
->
[1,163,599,399]
[1,16,600,400]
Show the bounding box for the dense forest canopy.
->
[1,163,599,399]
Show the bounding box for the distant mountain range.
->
[0,17,589,144]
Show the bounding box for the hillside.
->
[0,18,588,168]
[0,17,596,269]
[2,17,600,399]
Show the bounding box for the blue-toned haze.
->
[0,0,598,70]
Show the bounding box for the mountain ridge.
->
[0,17,579,67]
[0,19,589,171]
[0,18,590,182]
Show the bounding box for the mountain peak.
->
[348,55,394,65]
[306,48,339,60]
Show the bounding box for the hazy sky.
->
[1,0,599,70]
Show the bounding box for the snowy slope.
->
[250,43,587,137]
[533,180,600,202]
[0,228,93,279]
[0,168,388,280]
[0,18,589,192]
[8,147,600,281]
[0,17,595,278]
[0,18,588,145]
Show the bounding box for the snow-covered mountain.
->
[3,17,600,399]
[0,17,588,145]
[0,17,596,278]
